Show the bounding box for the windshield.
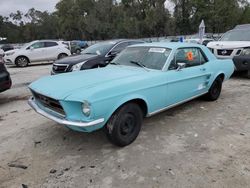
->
[82,41,115,55]
[220,30,250,41]
[111,47,171,70]
[21,41,34,49]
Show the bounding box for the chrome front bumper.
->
[28,97,104,127]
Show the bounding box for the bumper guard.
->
[28,97,104,127]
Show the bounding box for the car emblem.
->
[54,66,58,70]
[221,50,227,55]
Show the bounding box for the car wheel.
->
[76,49,81,54]
[247,70,250,79]
[204,77,222,101]
[58,53,68,60]
[105,103,143,147]
[15,56,29,67]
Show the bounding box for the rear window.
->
[45,42,58,47]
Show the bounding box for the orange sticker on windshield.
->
[186,51,193,61]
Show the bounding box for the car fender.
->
[102,94,149,124]
[15,54,30,63]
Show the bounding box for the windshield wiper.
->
[110,62,120,65]
[130,61,149,71]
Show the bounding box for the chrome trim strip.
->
[52,63,69,72]
[28,97,105,127]
[147,92,208,117]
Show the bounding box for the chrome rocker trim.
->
[147,92,208,117]
[28,97,105,127]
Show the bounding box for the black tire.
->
[247,70,250,79]
[58,53,68,60]
[204,77,222,101]
[105,103,143,147]
[15,56,29,67]
[76,49,81,54]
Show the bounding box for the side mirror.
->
[176,62,186,71]
[30,46,34,50]
[108,51,119,57]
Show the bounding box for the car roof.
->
[104,39,145,44]
[129,42,204,49]
[234,24,250,30]
[30,40,60,43]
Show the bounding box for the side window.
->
[45,42,58,47]
[29,42,45,49]
[111,42,130,53]
[169,48,206,70]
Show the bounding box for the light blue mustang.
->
[28,42,234,146]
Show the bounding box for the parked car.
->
[207,24,250,77]
[1,44,14,52]
[0,49,11,93]
[161,36,180,42]
[51,39,145,74]
[28,42,234,146]
[185,34,214,46]
[72,40,88,49]
[69,41,82,54]
[4,40,71,67]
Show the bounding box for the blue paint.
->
[29,42,234,132]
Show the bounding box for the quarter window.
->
[45,42,58,47]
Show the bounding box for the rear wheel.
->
[15,56,29,67]
[58,53,68,60]
[76,49,81,54]
[105,103,143,147]
[204,77,222,101]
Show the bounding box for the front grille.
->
[52,64,68,73]
[236,50,242,55]
[217,49,233,56]
[32,91,65,116]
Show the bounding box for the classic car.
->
[28,42,234,146]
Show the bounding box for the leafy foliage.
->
[0,0,249,43]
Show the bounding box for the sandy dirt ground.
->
[0,64,250,188]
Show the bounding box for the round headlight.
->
[82,100,91,116]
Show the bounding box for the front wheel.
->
[58,53,68,60]
[15,56,29,67]
[204,77,222,101]
[105,103,143,147]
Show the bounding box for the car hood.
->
[4,49,18,54]
[55,53,99,65]
[207,41,250,49]
[29,65,148,101]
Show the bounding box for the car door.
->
[165,47,212,106]
[44,41,59,60]
[26,42,46,62]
